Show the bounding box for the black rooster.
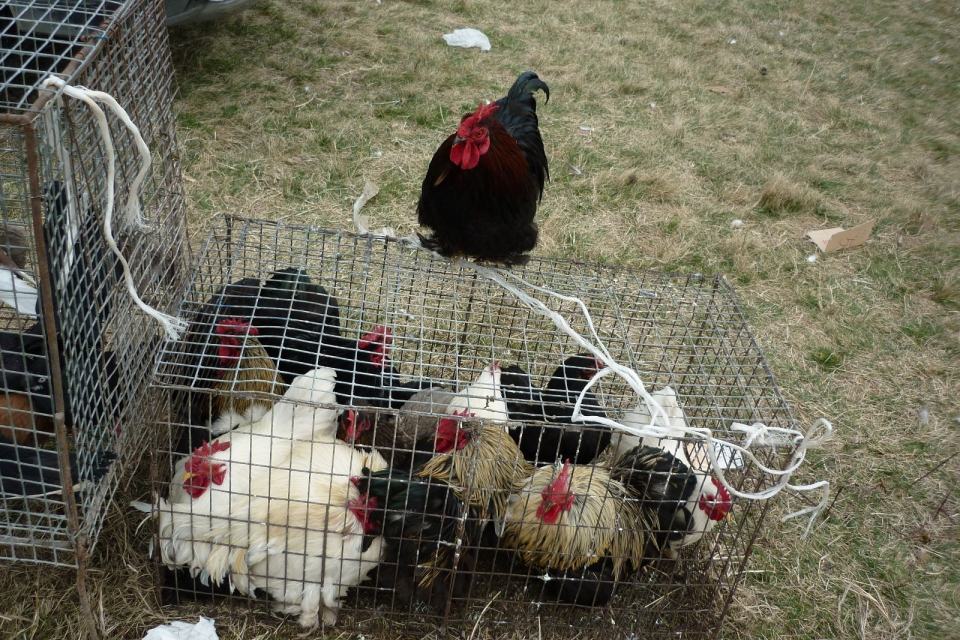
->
[191,267,340,384]
[501,357,611,465]
[189,269,423,409]
[357,466,482,613]
[606,444,698,558]
[417,71,550,266]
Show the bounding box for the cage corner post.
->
[25,119,100,640]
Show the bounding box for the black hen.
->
[0,433,115,496]
[607,444,698,558]
[0,182,125,446]
[537,557,619,607]
[417,71,550,265]
[189,269,420,408]
[191,268,340,383]
[501,359,611,465]
[357,466,482,612]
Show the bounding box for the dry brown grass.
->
[2,0,959,638]
[757,175,820,217]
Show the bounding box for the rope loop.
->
[40,76,187,340]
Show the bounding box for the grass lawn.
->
[1,0,957,638]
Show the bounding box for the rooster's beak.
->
[182,472,197,482]
[453,135,464,145]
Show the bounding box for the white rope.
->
[357,222,832,535]
[39,76,188,340]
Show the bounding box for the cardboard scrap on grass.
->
[806,219,875,253]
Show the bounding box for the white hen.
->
[609,386,686,457]
[167,366,340,508]
[154,438,388,629]
[447,361,509,427]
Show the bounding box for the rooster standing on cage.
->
[502,460,646,606]
[417,71,550,265]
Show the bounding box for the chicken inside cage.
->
[145,225,783,635]
[0,181,129,501]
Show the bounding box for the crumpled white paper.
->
[143,617,218,640]
[443,28,491,51]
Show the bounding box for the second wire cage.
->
[0,0,188,567]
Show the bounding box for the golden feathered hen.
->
[416,409,532,531]
[208,317,286,435]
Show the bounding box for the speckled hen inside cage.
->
[0,0,187,572]
[149,216,797,639]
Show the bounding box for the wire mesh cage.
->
[148,216,797,639]
[0,0,187,568]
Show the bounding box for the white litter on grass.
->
[579,125,595,132]
[731,219,743,229]
[353,180,396,238]
[730,39,737,44]
[443,28,491,52]
[806,254,818,263]
[143,617,218,640]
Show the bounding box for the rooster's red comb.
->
[465,102,499,125]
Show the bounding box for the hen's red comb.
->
[466,102,499,125]
[216,317,258,337]
[358,325,392,350]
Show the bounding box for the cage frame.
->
[147,215,798,639]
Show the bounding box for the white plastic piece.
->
[142,617,218,640]
[0,266,38,316]
[443,28,491,51]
